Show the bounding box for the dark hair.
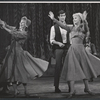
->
[58,10,66,16]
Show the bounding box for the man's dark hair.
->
[58,10,66,16]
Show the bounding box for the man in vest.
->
[50,10,70,93]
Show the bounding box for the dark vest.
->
[52,24,68,51]
[54,24,63,42]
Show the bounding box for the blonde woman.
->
[49,11,100,98]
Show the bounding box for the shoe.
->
[17,90,20,95]
[89,78,93,82]
[13,90,20,98]
[25,91,30,97]
[67,92,75,98]
[17,82,21,86]
[8,82,13,86]
[67,89,70,93]
[55,88,61,93]
[67,94,73,98]
[84,88,95,95]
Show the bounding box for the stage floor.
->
[0,77,100,98]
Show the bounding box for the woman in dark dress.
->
[0,17,48,97]
[48,11,100,98]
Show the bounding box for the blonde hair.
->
[21,16,31,27]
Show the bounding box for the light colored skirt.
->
[0,49,48,83]
[61,44,100,81]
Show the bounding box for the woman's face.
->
[73,15,81,25]
[19,20,26,29]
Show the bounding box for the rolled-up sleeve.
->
[50,26,56,45]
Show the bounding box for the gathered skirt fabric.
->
[61,44,100,81]
[0,42,49,83]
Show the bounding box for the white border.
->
[0,1,100,3]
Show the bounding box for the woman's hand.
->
[0,19,3,25]
[0,19,5,28]
[2,22,6,28]
[0,20,6,28]
[83,11,88,20]
[48,11,54,20]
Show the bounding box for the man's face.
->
[58,13,66,22]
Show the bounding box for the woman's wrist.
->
[52,18,57,23]
[2,25,5,29]
[52,17,55,21]
[83,19,88,25]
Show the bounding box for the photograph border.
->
[0,1,100,100]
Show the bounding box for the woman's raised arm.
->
[82,11,90,37]
[5,24,16,30]
[2,21,16,34]
[2,24,12,34]
[0,19,16,34]
[48,11,72,32]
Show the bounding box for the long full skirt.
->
[0,47,48,83]
[61,44,100,81]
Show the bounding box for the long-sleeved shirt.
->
[50,25,67,45]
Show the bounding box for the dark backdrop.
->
[0,3,100,62]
